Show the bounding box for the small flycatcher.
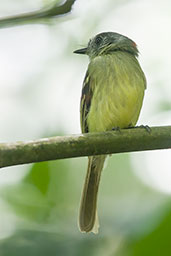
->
[74,32,146,233]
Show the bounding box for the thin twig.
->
[0,0,76,28]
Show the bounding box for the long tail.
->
[79,155,106,233]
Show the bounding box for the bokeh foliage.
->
[1,153,171,255]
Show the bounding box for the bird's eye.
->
[95,36,103,45]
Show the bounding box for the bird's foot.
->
[125,124,151,133]
[112,126,121,133]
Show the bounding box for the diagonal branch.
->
[0,126,171,168]
[0,0,76,29]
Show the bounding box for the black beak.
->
[73,47,87,54]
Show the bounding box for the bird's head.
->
[74,32,139,59]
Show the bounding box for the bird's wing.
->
[80,70,93,133]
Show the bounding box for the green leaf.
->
[24,162,50,195]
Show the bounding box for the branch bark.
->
[0,0,76,28]
[0,126,170,168]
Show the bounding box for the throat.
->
[105,46,138,57]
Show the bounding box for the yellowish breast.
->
[87,52,146,132]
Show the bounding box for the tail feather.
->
[79,155,106,233]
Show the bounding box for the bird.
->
[74,32,146,233]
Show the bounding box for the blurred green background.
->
[0,0,171,255]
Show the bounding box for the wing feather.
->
[80,71,93,133]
